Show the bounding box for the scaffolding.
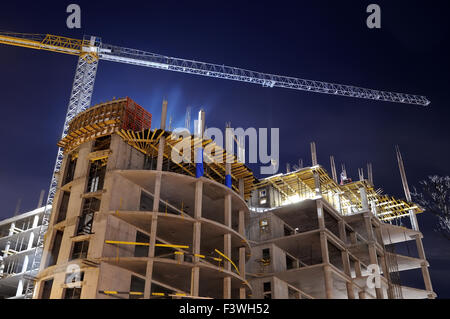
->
[253,167,423,222]
[58,97,152,153]
[117,129,257,199]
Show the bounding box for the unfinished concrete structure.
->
[33,98,253,299]
[32,98,434,299]
[245,144,435,299]
[0,204,50,299]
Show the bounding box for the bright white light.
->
[282,194,302,205]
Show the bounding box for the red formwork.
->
[121,97,152,131]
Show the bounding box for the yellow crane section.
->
[0,32,97,60]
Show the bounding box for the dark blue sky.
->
[0,1,449,297]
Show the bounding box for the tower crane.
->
[0,31,430,298]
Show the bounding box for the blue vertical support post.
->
[225,163,232,188]
[196,147,204,178]
[224,123,233,188]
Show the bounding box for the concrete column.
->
[238,211,246,300]
[144,215,158,298]
[414,236,433,295]
[354,260,362,277]
[175,252,184,263]
[223,232,232,299]
[152,100,168,212]
[224,234,231,272]
[144,260,153,299]
[152,143,164,212]
[310,142,318,166]
[370,201,378,216]
[27,232,35,250]
[160,100,168,130]
[238,178,245,199]
[380,254,394,299]
[320,232,329,264]
[238,210,245,236]
[330,155,337,183]
[193,222,201,261]
[334,193,342,214]
[16,279,24,297]
[190,180,203,297]
[224,189,232,283]
[323,265,334,299]
[368,244,384,299]
[239,287,246,299]
[317,201,325,229]
[368,243,378,264]
[350,232,357,245]
[374,225,383,246]
[32,215,39,228]
[8,222,15,236]
[338,220,346,243]
[320,227,334,299]
[21,255,29,273]
[224,195,231,228]
[421,262,434,298]
[313,172,321,197]
[239,247,246,278]
[364,215,374,242]
[3,240,11,258]
[191,266,200,297]
[191,222,201,297]
[415,235,427,260]
[195,181,203,219]
[342,251,355,299]
[223,276,231,299]
[359,187,369,211]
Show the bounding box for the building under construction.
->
[31,97,435,299]
[0,202,50,299]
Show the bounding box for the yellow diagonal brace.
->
[105,240,189,249]
[105,240,149,246]
[156,243,189,249]
[214,249,241,276]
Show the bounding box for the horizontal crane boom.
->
[99,43,430,106]
[0,31,430,106]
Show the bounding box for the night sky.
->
[0,1,449,297]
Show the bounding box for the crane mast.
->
[0,31,430,298]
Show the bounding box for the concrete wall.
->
[102,215,137,258]
[107,134,145,171]
[96,263,145,299]
[272,276,289,299]
[246,212,286,242]
[247,243,287,275]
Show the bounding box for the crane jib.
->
[0,31,430,106]
[99,47,430,106]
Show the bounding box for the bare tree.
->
[412,176,450,240]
